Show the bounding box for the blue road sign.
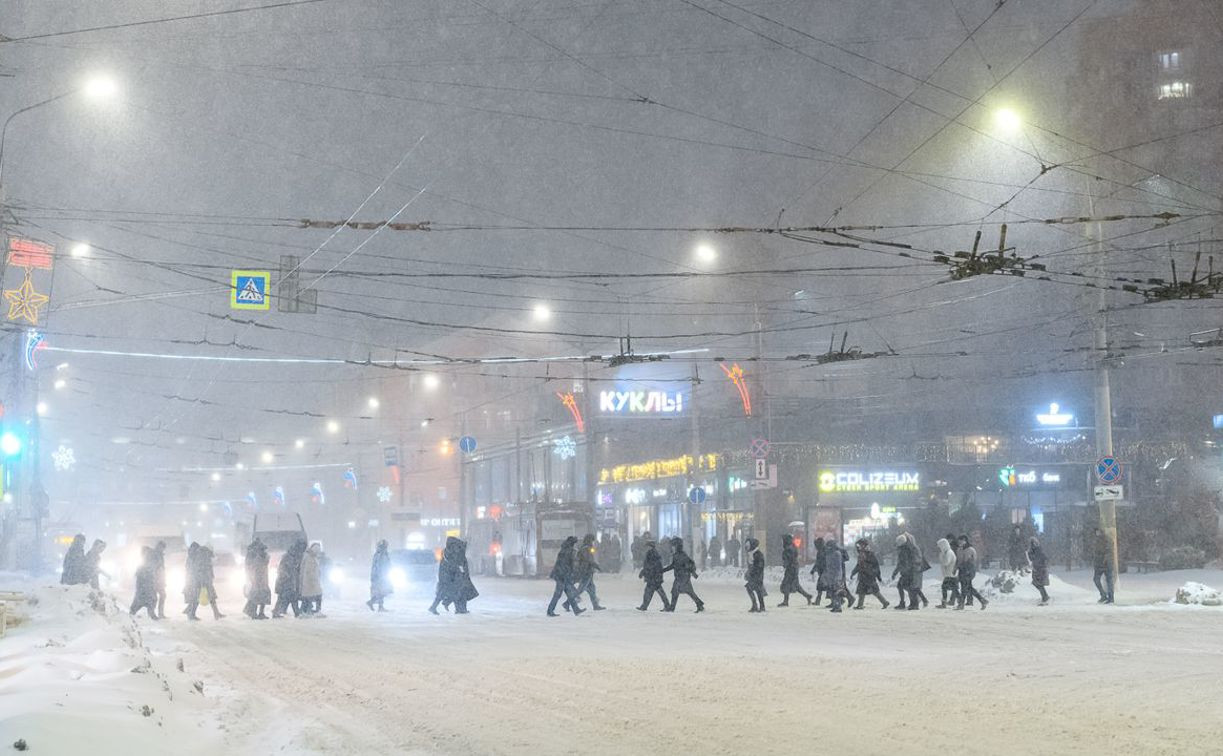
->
[231,270,271,311]
[1096,456,1123,484]
[688,486,706,504]
[459,435,477,454]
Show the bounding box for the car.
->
[388,549,439,590]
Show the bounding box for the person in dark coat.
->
[1007,524,1026,571]
[778,533,813,606]
[61,534,86,585]
[547,536,584,616]
[891,533,920,610]
[129,546,159,619]
[188,545,223,621]
[1091,527,1114,604]
[744,538,766,612]
[636,540,671,611]
[823,539,847,613]
[663,537,704,612]
[152,541,168,619]
[273,540,306,618]
[955,534,988,610]
[726,534,741,568]
[851,539,889,609]
[810,537,827,605]
[243,539,271,619]
[708,535,723,568]
[431,536,479,614]
[630,533,646,570]
[1028,536,1051,605]
[183,542,201,615]
[605,532,623,573]
[83,539,107,589]
[570,533,605,611]
[368,540,393,611]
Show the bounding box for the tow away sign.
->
[1094,485,1123,501]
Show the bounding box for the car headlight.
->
[389,567,407,590]
[328,567,345,584]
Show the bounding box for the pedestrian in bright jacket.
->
[936,537,960,608]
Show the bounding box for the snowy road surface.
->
[5,569,1223,755]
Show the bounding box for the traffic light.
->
[0,430,23,458]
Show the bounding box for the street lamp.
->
[992,107,1022,135]
[70,243,90,258]
[695,243,717,265]
[532,303,552,323]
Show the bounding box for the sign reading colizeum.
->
[818,470,921,494]
[598,389,685,416]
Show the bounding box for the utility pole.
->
[688,363,700,554]
[1088,184,1121,590]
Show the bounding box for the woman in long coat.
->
[243,539,271,619]
[273,540,305,618]
[823,540,847,613]
[778,533,813,606]
[851,539,889,609]
[368,540,393,612]
[1028,537,1051,606]
[61,534,86,585]
[298,543,324,615]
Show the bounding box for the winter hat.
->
[895,534,907,547]
[855,538,869,548]
[745,537,759,552]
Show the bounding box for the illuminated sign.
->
[599,453,718,484]
[1036,403,1074,427]
[1213,414,1223,430]
[599,389,684,415]
[999,467,1062,487]
[818,470,921,494]
[700,511,750,523]
[624,487,647,505]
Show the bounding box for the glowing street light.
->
[35,401,48,416]
[210,472,221,482]
[53,379,66,390]
[70,242,91,258]
[532,303,552,322]
[695,243,717,265]
[993,107,1022,134]
[326,420,340,434]
[82,74,119,100]
[294,438,305,450]
[260,450,274,464]
[367,396,380,410]
[423,374,440,391]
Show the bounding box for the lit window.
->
[1158,51,1181,71]
[1158,81,1192,100]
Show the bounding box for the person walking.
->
[663,538,704,612]
[129,547,160,620]
[1028,536,1051,606]
[636,539,671,611]
[891,534,920,610]
[573,533,606,611]
[778,533,813,606]
[725,533,741,568]
[83,539,108,589]
[299,543,324,616]
[368,540,393,612]
[824,539,847,613]
[810,536,827,605]
[935,537,960,609]
[243,539,271,619]
[708,534,723,568]
[1091,527,1115,604]
[605,532,623,573]
[631,533,646,570]
[61,534,86,585]
[272,540,306,618]
[189,546,224,621]
[955,534,988,610]
[152,541,168,619]
[546,536,585,617]
[851,539,889,609]
[1007,524,1027,572]
[744,538,766,612]
[183,542,201,617]
[431,536,478,614]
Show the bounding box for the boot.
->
[854,595,864,610]
[547,611,559,617]
[572,606,585,616]
[880,598,890,609]
[695,603,705,613]
[636,605,648,612]
[366,599,375,611]
[593,604,607,611]
[979,598,988,610]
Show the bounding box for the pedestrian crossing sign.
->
[231,270,271,310]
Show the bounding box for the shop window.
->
[1157,51,1181,71]
[1158,81,1192,100]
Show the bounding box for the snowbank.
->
[1173,581,1222,606]
[0,580,221,755]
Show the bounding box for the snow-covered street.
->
[5,570,1223,755]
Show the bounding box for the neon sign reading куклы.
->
[599,389,684,415]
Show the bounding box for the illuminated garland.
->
[719,362,752,417]
[25,330,47,370]
[557,391,585,433]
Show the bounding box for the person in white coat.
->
[298,543,324,615]
[935,536,960,608]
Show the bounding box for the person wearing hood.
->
[571,533,605,611]
[61,534,86,585]
[636,539,671,611]
[823,539,847,612]
[778,533,813,607]
[663,537,704,612]
[273,540,306,618]
[1007,524,1027,572]
[891,533,921,610]
[152,541,168,619]
[243,539,271,619]
[1091,527,1114,604]
[1028,536,1051,606]
[432,537,478,614]
[744,538,767,612]
[129,546,160,620]
[851,539,889,609]
[955,534,988,610]
[188,546,224,621]
[809,536,827,605]
[547,536,585,617]
[368,540,393,611]
[183,542,202,615]
[299,542,324,615]
[910,534,931,608]
[935,537,960,609]
[83,539,108,590]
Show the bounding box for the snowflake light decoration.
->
[553,435,577,460]
[376,485,393,503]
[52,444,76,471]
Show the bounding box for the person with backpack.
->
[955,534,988,610]
[851,539,889,609]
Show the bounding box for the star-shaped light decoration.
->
[4,273,50,325]
[376,485,393,504]
[52,444,76,472]
[553,435,577,460]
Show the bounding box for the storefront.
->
[810,466,925,545]
[942,463,1090,529]
[594,453,721,541]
